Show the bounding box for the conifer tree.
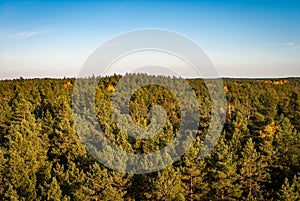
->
[208,136,241,200]
[45,177,65,201]
[274,116,300,179]
[145,166,185,200]
[5,98,47,200]
[181,138,209,201]
[83,162,129,200]
[239,138,269,200]
[277,175,300,201]
[0,148,6,198]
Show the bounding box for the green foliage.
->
[277,175,300,201]
[239,138,270,200]
[0,76,299,200]
[208,136,242,200]
[145,166,185,200]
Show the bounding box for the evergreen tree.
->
[181,139,209,201]
[4,98,47,200]
[145,166,185,200]
[239,138,269,200]
[83,162,129,200]
[0,148,6,198]
[45,177,66,201]
[208,136,242,200]
[277,175,300,201]
[274,116,300,180]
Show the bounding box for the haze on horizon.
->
[0,0,300,79]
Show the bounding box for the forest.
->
[0,74,299,200]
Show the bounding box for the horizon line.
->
[0,74,300,81]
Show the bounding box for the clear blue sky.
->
[0,0,300,79]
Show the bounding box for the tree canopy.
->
[0,75,299,200]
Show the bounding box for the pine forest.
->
[0,74,299,201]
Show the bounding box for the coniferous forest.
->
[0,74,299,200]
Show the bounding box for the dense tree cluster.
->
[0,75,299,200]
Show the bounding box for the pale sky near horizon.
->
[0,0,300,79]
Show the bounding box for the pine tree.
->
[229,111,250,154]
[4,98,48,200]
[258,130,278,199]
[46,177,64,201]
[0,148,6,198]
[277,175,300,201]
[208,136,242,200]
[273,116,300,180]
[239,138,269,200]
[145,166,185,200]
[83,162,129,200]
[181,138,209,201]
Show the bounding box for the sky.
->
[0,0,300,79]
